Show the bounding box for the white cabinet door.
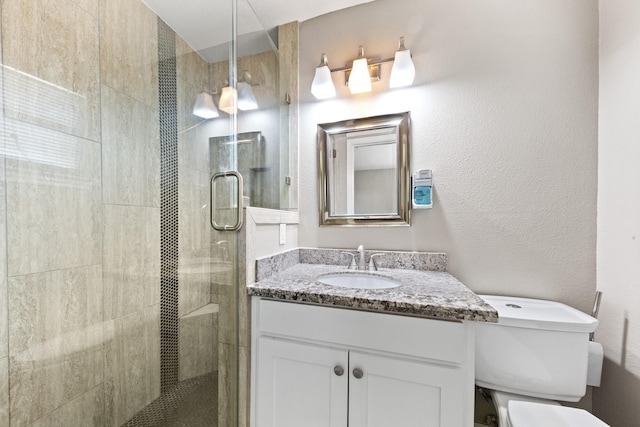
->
[255,337,349,427]
[348,352,468,427]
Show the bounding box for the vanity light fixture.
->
[310,36,416,99]
[196,70,259,117]
[192,91,219,119]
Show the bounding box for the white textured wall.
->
[298,0,599,312]
[595,1,640,425]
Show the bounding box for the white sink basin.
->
[317,273,401,289]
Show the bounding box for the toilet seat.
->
[508,401,610,427]
[487,389,559,427]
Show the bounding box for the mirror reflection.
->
[328,126,398,215]
[318,112,411,226]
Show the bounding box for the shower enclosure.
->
[0,0,292,425]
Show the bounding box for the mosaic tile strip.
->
[158,18,179,393]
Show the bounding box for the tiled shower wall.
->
[0,0,211,425]
[175,32,216,330]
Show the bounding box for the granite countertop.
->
[247,258,498,322]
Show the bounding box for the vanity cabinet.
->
[251,298,475,427]
[256,338,348,426]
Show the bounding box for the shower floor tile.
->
[122,372,217,427]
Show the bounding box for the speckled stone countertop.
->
[248,248,498,323]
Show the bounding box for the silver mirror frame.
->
[318,112,411,226]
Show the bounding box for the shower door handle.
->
[210,171,244,231]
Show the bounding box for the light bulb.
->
[348,46,372,94]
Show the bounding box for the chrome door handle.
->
[210,171,244,231]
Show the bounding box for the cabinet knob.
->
[334,366,344,376]
[352,368,364,379]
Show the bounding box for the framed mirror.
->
[318,112,411,226]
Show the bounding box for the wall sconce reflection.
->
[311,36,416,99]
[192,91,220,119]
[218,86,237,115]
[192,70,258,119]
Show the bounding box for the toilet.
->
[475,295,609,427]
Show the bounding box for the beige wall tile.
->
[175,27,216,322]
[104,304,160,426]
[239,343,251,427]
[208,60,229,102]
[72,0,99,18]
[278,21,299,210]
[177,78,212,173]
[217,341,251,427]
[178,309,217,381]
[176,36,209,96]
[0,157,6,360]
[8,265,103,426]
[4,120,101,276]
[144,304,161,401]
[238,51,279,110]
[218,342,238,427]
[217,279,237,347]
[2,0,101,142]
[103,204,160,320]
[100,0,158,107]
[176,73,213,314]
[178,261,212,318]
[29,385,104,427]
[219,48,284,211]
[179,167,211,254]
[0,357,8,426]
[177,77,200,141]
[101,85,160,207]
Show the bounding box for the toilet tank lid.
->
[480,295,598,333]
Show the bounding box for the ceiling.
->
[142,0,375,62]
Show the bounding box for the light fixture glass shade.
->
[218,86,238,115]
[311,54,336,99]
[390,37,416,88]
[237,82,258,110]
[348,57,372,93]
[348,47,372,94]
[390,50,415,88]
[192,92,219,119]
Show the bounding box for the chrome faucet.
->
[357,245,366,270]
[343,245,381,270]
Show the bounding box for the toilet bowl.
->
[475,295,609,427]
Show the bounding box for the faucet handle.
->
[341,252,357,270]
[368,253,384,271]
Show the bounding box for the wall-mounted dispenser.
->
[412,170,433,209]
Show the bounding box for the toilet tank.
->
[475,295,598,402]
